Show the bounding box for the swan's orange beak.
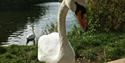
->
[76,11,88,31]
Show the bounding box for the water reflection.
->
[0,5,47,44]
[0,2,77,45]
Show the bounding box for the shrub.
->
[87,0,125,32]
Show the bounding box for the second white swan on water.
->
[38,0,88,63]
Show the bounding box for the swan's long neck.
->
[57,1,75,62]
[58,1,69,45]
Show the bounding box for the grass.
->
[0,45,44,63]
[0,24,125,63]
[69,26,125,63]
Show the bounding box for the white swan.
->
[38,0,88,63]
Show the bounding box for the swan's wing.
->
[38,33,60,62]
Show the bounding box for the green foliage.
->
[68,26,125,63]
[0,45,44,63]
[87,0,125,32]
[104,46,125,61]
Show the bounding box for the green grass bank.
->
[0,27,125,63]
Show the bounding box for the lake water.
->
[0,2,77,45]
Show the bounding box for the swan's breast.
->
[38,32,61,62]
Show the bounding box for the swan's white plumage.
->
[38,32,61,63]
[38,0,87,63]
[38,32,75,63]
